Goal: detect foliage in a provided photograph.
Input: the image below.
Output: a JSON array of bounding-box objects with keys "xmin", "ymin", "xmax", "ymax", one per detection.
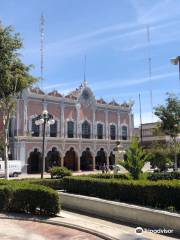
[
  {"xmin": 147, "ymin": 172, "xmax": 180, "ymax": 181},
  {"xmin": 19, "ymin": 178, "xmax": 64, "ymax": 190},
  {"xmin": 154, "ymin": 94, "xmax": 180, "ymax": 138},
  {"xmin": 63, "ymin": 176, "xmax": 180, "ymax": 211},
  {"xmin": 120, "ymin": 138, "xmax": 150, "ymax": 179},
  {"xmin": 86, "ymin": 173, "xmax": 130, "ymax": 180},
  {"xmin": 148, "ymin": 142, "xmax": 173, "ymax": 171},
  {"xmin": 0, "ymin": 22, "xmax": 37, "ymax": 177},
  {"xmin": 49, "ymin": 167, "xmax": 72, "ymax": 179},
  {"xmin": 154, "ymin": 94, "xmax": 180, "ymax": 170},
  {"xmin": 0, "ymin": 181, "xmax": 60, "ymax": 215}
]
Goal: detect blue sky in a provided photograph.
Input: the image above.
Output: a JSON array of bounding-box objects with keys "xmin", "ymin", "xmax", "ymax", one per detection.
[{"xmin": 0, "ymin": 0, "xmax": 180, "ymax": 126}]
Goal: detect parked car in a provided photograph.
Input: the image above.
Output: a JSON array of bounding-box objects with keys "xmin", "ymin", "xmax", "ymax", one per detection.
[{"xmin": 0, "ymin": 160, "xmax": 22, "ymax": 177}]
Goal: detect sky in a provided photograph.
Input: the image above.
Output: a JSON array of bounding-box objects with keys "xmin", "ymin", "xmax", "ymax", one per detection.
[{"xmin": 0, "ymin": 0, "xmax": 180, "ymax": 126}]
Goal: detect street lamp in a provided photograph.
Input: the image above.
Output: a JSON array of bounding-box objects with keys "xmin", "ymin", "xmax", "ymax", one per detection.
[
  {"xmin": 35, "ymin": 110, "xmax": 55, "ymax": 179},
  {"xmin": 170, "ymin": 56, "xmax": 180, "ymax": 87}
]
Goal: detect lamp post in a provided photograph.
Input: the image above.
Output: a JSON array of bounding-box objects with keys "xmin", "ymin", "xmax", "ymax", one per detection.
[
  {"xmin": 35, "ymin": 110, "xmax": 55, "ymax": 179},
  {"xmin": 170, "ymin": 56, "xmax": 180, "ymax": 88}
]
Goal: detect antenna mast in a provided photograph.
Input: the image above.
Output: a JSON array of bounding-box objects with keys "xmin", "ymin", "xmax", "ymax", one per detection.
[
  {"xmin": 139, "ymin": 93, "xmax": 143, "ymax": 144},
  {"xmin": 146, "ymin": 25, "xmax": 153, "ymax": 122},
  {"xmin": 40, "ymin": 14, "xmax": 45, "ymax": 88},
  {"xmin": 83, "ymin": 55, "xmax": 86, "ymax": 82}
]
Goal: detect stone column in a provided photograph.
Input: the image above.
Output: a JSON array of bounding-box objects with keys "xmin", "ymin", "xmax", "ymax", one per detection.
[
  {"xmin": 76, "ymin": 103, "xmax": 81, "ymax": 138},
  {"xmin": 60, "ymin": 103, "xmax": 64, "ymax": 138},
  {"xmin": 61, "ymin": 153, "xmax": 64, "ymax": 167},
  {"xmin": 106, "ymin": 154, "xmax": 110, "ymax": 169},
  {"xmin": 117, "ymin": 110, "xmax": 121, "ymax": 140},
  {"xmin": 128, "ymin": 112, "xmax": 132, "ymax": 140},
  {"xmin": 77, "ymin": 154, "xmax": 81, "ymax": 171},
  {"xmin": 92, "ymin": 154, "xmax": 96, "ymax": 170},
  {"xmin": 24, "ymin": 99, "xmax": 28, "ymax": 136},
  {"xmin": 92, "ymin": 107, "xmax": 96, "ymax": 139},
  {"xmin": 105, "ymin": 109, "xmax": 108, "ymax": 139}
]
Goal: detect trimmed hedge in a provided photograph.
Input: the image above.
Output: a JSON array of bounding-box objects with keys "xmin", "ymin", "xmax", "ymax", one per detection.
[
  {"xmin": 21, "ymin": 179, "xmax": 64, "ymax": 190},
  {"xmin": 147, "ymin": 172, "xmax": 180, "ymax": 181},
  {"xmin": 49, "ymin": 167, "xmax": 72, "ymax": 179},
  {"xmin": 63, "ymin": 176, "xmax": 180, "ymax": 211},
  {"xmin": 87, "ymin": 173, "xmax": 130, "ymax": 180},
  {"xmin": 0, "ymin": 181, "xmax": 60, "ymax": 216}
]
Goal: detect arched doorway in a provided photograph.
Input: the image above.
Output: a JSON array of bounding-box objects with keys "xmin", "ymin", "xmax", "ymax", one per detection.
[
  {"xmin": 109, "ymin": 151, "xmax": 115, "ymax": 170},
  {"xmin": 80, "ymin": 148, "xmax": 93, "ymax": 171},
  {"xmin": 64, "ymin": 147, "xmax": 78, "ymax": 171},
  {"xmin": 45, "ymin": 147, "xmax": 61, "ymax": 171},
  {"xmin": 95, "ymin": 148, "xmax": 107, "ymax": 170},
  {"xmin": 27, "ymin": 148, "xmax": 41, "ymax": 173}
]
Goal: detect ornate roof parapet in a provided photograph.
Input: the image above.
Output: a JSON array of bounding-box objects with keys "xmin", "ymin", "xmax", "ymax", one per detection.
[
  {"xmin": 30, "ymin": 87, "xmax": 45, "ymax": 95},
  {"xmin": 48, "ymin": 90, "xmax": 62, "ymax": 97},
  {"xmin": 97, "ymin": 98, "xmax": 107, "ymax": 104},
  {"xmin": 109, "ymin": 99, "xmax": 119, "ymax": 106}
]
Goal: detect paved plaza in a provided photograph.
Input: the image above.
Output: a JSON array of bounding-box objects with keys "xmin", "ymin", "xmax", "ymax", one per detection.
[
  {"xmin": 0, "ymin": 219, "xmax": 102, "ymax": 240},
  {"xmin": 0, "ymin": 210, "xmax": 178, "ymax": 240}
]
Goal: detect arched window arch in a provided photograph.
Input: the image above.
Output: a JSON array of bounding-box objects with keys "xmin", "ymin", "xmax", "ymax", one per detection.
[
  {"xmin": 82, "ymin": 120, "xmax": 91, "ymax": 139},
  {"xmin": 50, "ymin": 120, "xmax": 57, "ymax": 137},
  {"xmin": 97, "ymin": 123, "xmax": 103, "ymax": 139},
  {"xmin": 67, "ymin": 121, "xmax": 74, "ymax": 138},
  {"xmin": 31, "ymin": 117, "xmax": 40, "ymax": 137},
  {"xmin": 110, "ymin": 124, "xmax": 116, "ymax": 140},
  {"xmin": 122, "ymin": 125, "xmax": 128, "ymax": 140}
]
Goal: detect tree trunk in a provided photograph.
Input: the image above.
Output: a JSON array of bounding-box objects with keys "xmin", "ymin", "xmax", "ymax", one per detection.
[{"xmin": 4, "ymin": 128, "xmax": 9, "ymax": 179}]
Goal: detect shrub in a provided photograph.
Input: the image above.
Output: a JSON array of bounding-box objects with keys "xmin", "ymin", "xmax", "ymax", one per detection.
[
  {"xmin": 22, "ymin": 179, "xmax": 64, "ymax": 190},
  {"xmin": 120, "ymin": 138, "xmax": 150, "ymax": 179},
  {"xmin": 87, "ymin": 173, "xmax": 130, "ymax": 180},
  {"xmin": 49, "ymin": 167, "xmax": 72, "ymax": 179},
  {"xmin": 0, "ymin": 186, "xmax": 12, "ymax": 210},
  {"xmin": 147, "ymin": 172, "xmax": 180, "ymax": 181},
  {"xmin": 63, "ymin": 176, "xmax": 180, "ymax": 211},
  {"xmin": 0, "ymin": 181, "xmax": 60, "ymax": 216}
]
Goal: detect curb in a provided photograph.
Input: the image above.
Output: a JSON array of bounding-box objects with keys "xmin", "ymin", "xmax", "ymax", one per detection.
[{"xmin": 0, "ymin": 214, "xmax": 118, "ymax": 240}]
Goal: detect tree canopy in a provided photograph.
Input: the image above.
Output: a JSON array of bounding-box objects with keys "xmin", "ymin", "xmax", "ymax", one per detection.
[
  {"xmin": 0, "ymin": 23, "xmax": 37, "ymax": 99},
  {"xmin": 154, "ymin": 94, "xmax": 180, "ymax": 138},
  {"xmin": 0, "ymin": 21, "xmax": 37, "ymax": 178}
]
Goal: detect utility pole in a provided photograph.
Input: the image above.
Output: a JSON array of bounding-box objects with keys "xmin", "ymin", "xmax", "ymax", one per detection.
[{"xmin": 139, "ymin": 93, "xmax": 143, "ymax": 144}]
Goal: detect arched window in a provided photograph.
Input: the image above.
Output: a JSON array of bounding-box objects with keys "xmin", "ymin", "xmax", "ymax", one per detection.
[
  {"xmin": 122, "ymin": 126, "xmax": 128, "ymax": 140},
  {"xmin": 50, "ymin": 120, "xmax": 57, "ymax": 137},
  {"xmin": 32, "ymin": 117, "xmax": 40, "ymax": 137},
  {"xmin": 67, "ymin": 121, "xmax": 74, "ymax": 138},
  {"xmin": 82, "ymin": 120, "xmax": 91, "ymax": 139},
  {"xmin": 110, "ymin": 125, "xmax": 116, "ymax": 140},
  {"xmin": 97, "ymin": 123, "xmax": 103, "ymax": 139}
]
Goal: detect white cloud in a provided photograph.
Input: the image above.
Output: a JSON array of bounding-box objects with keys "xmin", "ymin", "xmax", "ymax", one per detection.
[{"xmin": 91, "ymin": 72, "xmax": 177, "ymax": 92}]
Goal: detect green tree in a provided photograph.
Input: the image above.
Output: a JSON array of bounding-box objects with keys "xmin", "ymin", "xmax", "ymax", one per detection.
[
  {"xmin": 148, "ymin": 143, "xmax": 173, "ymax": 172},
  {"xmin": 154, "ymin": 94, "xmax": 180, "ymax": 171},
  {"xmin": 0, "ymin": 22, "xmax": 37, "ymax": 178},
  {"xmin": 120, "ymin": 138, "xmax": 149, "ymax": 179}
]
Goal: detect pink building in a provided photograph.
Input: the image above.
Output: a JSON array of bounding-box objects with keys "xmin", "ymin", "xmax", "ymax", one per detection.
[{"xmin": 11, "ymin": 81, "xmax": 134, "ymax": 173}]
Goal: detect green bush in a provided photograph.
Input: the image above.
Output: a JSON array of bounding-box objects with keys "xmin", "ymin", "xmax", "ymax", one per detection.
[
  {"xmin": 0, "ymin": 181, "xmax": 60, "ymax": 216},
  {"xmin": 147, "ymin": 172, "xmax": 180, "ymax": 181},
  {"xmin": 0, "ymin": 186, "xmax": 12, "ymax": 210},
  {"xmin": 22, "ymin": 179, "xmax": 64, "ymax": 190},
  {"xmin": 87, "ymin": 173, "xmax": 130, "ymax": 180},
  {"xmin": 49, "ymin": 167, "xmax": 72, "ymax": 179},
  {"xmin": 63, "ymin": 176, "xmax": 180, "ymax": 211}
]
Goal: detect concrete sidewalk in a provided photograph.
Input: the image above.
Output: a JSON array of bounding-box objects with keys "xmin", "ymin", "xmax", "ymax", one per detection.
[{"xmin": 0, "ymin": 210, "xmax": 178, "ymax": 240}]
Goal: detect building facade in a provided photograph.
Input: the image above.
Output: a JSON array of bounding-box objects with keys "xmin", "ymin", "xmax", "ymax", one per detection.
[
  {"xmin": 134, "ymin": 122, "xmax": 180, "ymax": 147},
  {"xmin": 10, "ymin": 81, "xmax": 134, "ymax": 173}
]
